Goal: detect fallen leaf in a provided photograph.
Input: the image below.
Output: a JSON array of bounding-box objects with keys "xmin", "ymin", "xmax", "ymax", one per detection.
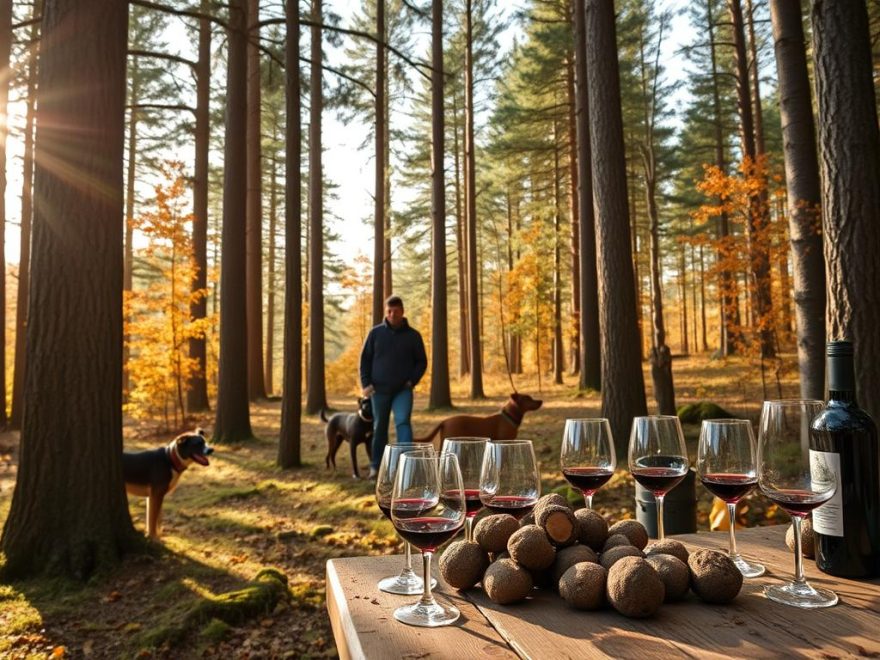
[
  {"xmin": 52, "ymin": 647, "xmax": 66, "ymax": 658},
  {"xmin": 82, "ymin": 640, "xmax": 95, "ymax": 656}
]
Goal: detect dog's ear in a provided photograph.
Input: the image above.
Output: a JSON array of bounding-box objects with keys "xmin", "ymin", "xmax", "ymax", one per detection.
[{"xmin": 195, "ymin": 427, "xmax": 207, "ymax": 437}]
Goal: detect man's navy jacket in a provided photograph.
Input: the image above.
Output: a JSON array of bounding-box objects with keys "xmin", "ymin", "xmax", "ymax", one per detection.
[{"xmin": 359, "ymin": 318, "xmax": 428, "ymax": 395}]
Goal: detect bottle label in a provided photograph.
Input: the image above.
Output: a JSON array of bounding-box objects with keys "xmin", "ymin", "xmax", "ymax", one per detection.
[{"xmin": 810, "ymin": 450, "xmax": 843, "ymax": 537}]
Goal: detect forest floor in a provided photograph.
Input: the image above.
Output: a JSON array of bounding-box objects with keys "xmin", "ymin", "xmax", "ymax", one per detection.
[{"xmin": 0, "ymin": 352, "xmax": 800, "ymax": 659}]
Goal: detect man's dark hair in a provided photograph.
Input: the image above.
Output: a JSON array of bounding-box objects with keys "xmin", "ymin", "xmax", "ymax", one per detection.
[{"xmin": 385, "ymin": 295, "xmax": 404, "ymax": 308}]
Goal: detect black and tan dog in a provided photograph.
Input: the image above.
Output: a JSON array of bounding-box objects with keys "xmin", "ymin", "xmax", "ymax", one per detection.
[
  {"xmin": 322, "ymin": 397, "xmax": 374, "ymax": 479},
  {"xmin": 123, "ymin": 429, "xmax": 214, "ymax": 539}
]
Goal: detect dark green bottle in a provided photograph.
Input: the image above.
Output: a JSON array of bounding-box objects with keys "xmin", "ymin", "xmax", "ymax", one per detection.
[{"xmin": 809, "ymin": 340, "xmax": 880, "ymax": 578}]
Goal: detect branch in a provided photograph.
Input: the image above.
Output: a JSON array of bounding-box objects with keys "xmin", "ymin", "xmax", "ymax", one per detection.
[
  {"xmin": 129, "ymin": 49, "xmax": 197, "ymax": 69},
  {"xmin": 13, "ymin": 17, "xmax": 40, "ymax": 30},
  {"xmin": 130, "ymin": 103, "xmax": 196, "ymax": 116},
  {"xmin": 131, "ymin": 0, "xmax": 227, "ymax": 28}
]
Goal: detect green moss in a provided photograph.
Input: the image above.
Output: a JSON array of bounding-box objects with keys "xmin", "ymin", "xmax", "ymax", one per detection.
[
  {"xmin": 200, "ymin": 618, "xmax": 231, "ymax": 643},
  {"xmin": 677, "ymin": 401, "xmax": 734, "ymax": 424}
]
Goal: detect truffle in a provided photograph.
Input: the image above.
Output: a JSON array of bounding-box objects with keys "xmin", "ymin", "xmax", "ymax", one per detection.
[
  {"xmin": 601, "ymin": 533, "xmax": 633, "ymax": 553},
  {"xmin": 645, "ymin": 539, "xmax": 690, "ymax": 564},
  {"xmin": 559, "ymin": 562, "xmax": 607, "ymax": 610},
  {"xmin": 608, "ymin": 520, "xmax": 649, "ymax": 550},
  {"xmin": 599, "ymin": 545, "xmax": 644, "ymax": 571},
  {"xmin": 532, "ymin": 493, "xmax": 570, "ymax": 521},
  {"xmin": 785, "ymin": 518, "xmax": 815, "ymax": 559},
  {"xmin": 439, "ymin": 541, "xmax": 490, "ymax": 591},
  {"xmin": 483, "ymin": 558, "xmax": 533, "ymax": 604},
  {"xmin": 646, "ymin": 554, "xmax": 690, "ymax": 602},
  {"xmin": 536, "ymin": 504, "xmax": 578, "ymax": 547},
  {"xmin": 606, "ymin": 556, "xmax": 665, "ymax": 618},
  {"xmin": 508, "ymin": 525, "xmax": 556, "ymax": 571},
  {"xmin": 688, "ymin": 549, "xmax": 743, "ymax": 604},
  {"xmin": 552, "ymin": 544, "xmax": 599, "ymax": 584},
  {"xmin": 520, "ymin": 511, "xmax": 536, "ymax": 527},
  {"xmin": 474, "ymin": 514, "xmax": 520, "ymax": 554},
  {"xmin": 574, "ymin": 508, "xmax": 609, "ymax": 551}
]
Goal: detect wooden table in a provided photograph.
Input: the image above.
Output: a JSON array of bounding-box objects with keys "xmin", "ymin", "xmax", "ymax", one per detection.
[{"xmin": 326, "ymin": 526, "xmax": 880, "ymax": 659}]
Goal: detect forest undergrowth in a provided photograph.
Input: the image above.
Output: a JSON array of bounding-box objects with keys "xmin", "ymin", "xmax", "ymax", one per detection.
[{"xmin": 0, "ymin": 353, "xmax": 799, "ymax": 658}]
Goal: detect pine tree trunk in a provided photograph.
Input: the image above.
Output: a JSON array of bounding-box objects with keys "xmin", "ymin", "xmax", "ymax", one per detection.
[
  {"xmin": 383, "ymin": 67, "xmax": 392, "ymax": 298},
  {"xmin": 700, "ymin": 243, "xmax": 709, "ymax": 351},
  {"xmin": 0, "ymin": 0, "xmax": 8, "ymax": 428},
  {"xmin": 265, "ymin": 154, "xmax": 277, "ymax": 395},
  {"xmin": 429, "ymin": 0, "xmax": 451, "ymax": 409},
  {"xmin": 187, "ymin": 3, "xmax": 211, "ymax": 413},
  {"xmin": 0, "ymin": 0, "xmax": 139, "ymax": 580},
  {"xmin": 770, "ymin": 0, "xmax": 825, "ymax": 401},
  {"xmin": 453, "ymin": 92, "xmax": 469, "ymax": 377},
  {"xmin": 373, "ymin": 0, "xmax": 385, "ymax": 326},
  {"xmin": 553, "ymin": 120, "xmax": 564, "ymax": 384},
  {"xmin": 585, "ymin": 0, "xmax": 647, "ymax": 453},
  {"xmin": 279, "ymin": 0, "xmax": 302, "ymax": 468},
  {"xmin": 214, "ymin": 0, "xmax": 254, "ymax": 442},
  {"xmin": 573, "ymin": 0, "xmax": 601, "ymax": 391},
  {"xmin": 123, "ymin": 60, "xmax": 138, "ymax": 405},
  {"xmin": 305, "ymin": 0, "xmax": 327, "ymax": 415},
  {"xmin": 811, "ymin": 0, "xmax": 880, "ymax": 420},
  {"xmin": 566, "ymin": 52, "xmax": 580, "ymax": 376},
  {"xmin": 246, "ymin": 0, "xmax": 266, "ymax": 401}
]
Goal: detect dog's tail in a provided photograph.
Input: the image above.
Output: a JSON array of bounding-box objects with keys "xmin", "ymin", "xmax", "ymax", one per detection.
[
  {"xmin": 413, "ymin": 421, "xmax": 444, "ymax": 444},
  {"xmin": 320, "ymin": 407, "xmax": 330, "ymax": 423}
]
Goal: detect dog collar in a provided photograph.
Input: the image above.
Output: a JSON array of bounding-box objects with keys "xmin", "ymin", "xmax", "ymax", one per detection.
[
  {"xmin": 166, "ymin": 444, "xmax": 188, "ymax": 473},
  {"xmin": 501, "ymin": 408, "xmax": 523, "ymax": 427},
  {"xmin": 358, "ymin": 410, "xmax": 374, "ymax": 423}
]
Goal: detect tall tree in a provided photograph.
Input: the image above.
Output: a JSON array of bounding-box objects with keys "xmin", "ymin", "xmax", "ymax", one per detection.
[
  {"xmin": 279, "ymin": 0, "xmax": 302, "ymax": 468},
  {"xmin": 769, "ymin": 0, "xmax": 825, "ymax": 400},
  {"xmin": 0, "ymin": 0, "xmax": 138, "ymax": 579},
  {"xmin": 0, "ymin": 0, "xmax": 10, "ymax": 429},
  {"xmin": 214, "ymin": 0, "xmax": 254, "ymax": 442},
  {"xmin": 429, "ymin": 0, "xmax": 452, "ymax": 409},
  {"xmin": 585, "ymin": 0, "xmax": 647, "ymax": 452},
  {"xmin": 573, "ymin": 0, "xmax": 601, "ymax": 391},
  {"xmin": 373, "ymin": 0, "xmax": 386, "ymax": 325},
  {"xmin": 305, "ymin": 0, "xmax": 327, "ymax": 415},
  {"xmin": 811, "ymin": 0, "xmax": 880, "ymax": 420}
]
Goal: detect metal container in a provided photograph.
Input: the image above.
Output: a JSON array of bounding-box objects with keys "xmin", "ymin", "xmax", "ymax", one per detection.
[{"xmin": 635, "ymin": 468, "xmax": 697, "ymax": 538}]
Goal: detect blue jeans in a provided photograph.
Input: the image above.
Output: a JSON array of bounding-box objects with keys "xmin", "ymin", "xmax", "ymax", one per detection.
[{"xmin": 370, "ymin": 388, "xmax": 413, "ymax": 469}]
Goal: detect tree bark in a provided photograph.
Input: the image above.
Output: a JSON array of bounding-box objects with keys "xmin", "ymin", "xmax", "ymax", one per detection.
[
  {"xmin": 770, "ymin": 0, "xmax": 825, "ymax": 401},
  {"xmin": 573, "ymin": 0, "xmax": 601, "ymax": 392},
  {"xmin": 453, "ymin": 90, "xmax": 469, "ymax": 378},
  {"xmin": 214, "ymin": 0, "xmax": 254, "ymax": 442},
  {"xmin": 0, "ymin": 0, "xmax": 138, "ymax": 579},
  {"xmin": 811, "ymin": 0, "xmax": 880, "ymax": 420},
  {"xmin": 373, "ymin": 0, "xmax": 385, "ymax": 325},
  {"xmin": 585, "ymin": 0, "xmax": 647, "ymax": 453},
  {"xmin": 123, "ymin": 59, "xmax": 138, "ymax": 405},
  {"xmin": 429, "ymin": 0, "xmax": 451, "ymax": 409},
  {"xmin": 305, "ymin": 0, "xmax": 327, "ymax": 415},
  {"xmin": 187, "ymin": 1, "xmax": 211, "ymax": 413},
  {"xmin": 265, "ymin": 153, "xmax": 277, "ymax": 395},
  {"xmin": 552, "ymin": 120, "xmax": 564, "ymax": 384},
  {"xmin": 566, "ymin": 52, "xmax": 580, "ymax": 376},
  {"xmin": 279, "ymin": 0, "xmax": 302, "ymax": 468},
  {"xmin": 0, "ymin": 0, "xmax": 8, "ymax": 428}
]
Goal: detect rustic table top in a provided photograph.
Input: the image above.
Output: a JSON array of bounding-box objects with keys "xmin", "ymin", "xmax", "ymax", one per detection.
[{"xmin": 325, "ymin": 525, "xmax": 880, "ymax": 659}]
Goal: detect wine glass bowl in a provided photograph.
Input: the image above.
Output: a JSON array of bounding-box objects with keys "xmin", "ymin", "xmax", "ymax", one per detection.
[
  {"xmin": 479, "ymin": 439, "xmax": 541, "ymax": 520},
  {"xmin": 440, "ymin": 437, "xmax": 489, "ymax": 541},
  {"xmin": 560, "ymin": 418, "xmax": 616, "ymax": 509},
  {"xmin": 696, "ymin": 419, "xmax": 765, "ymax": 577},
  {"xmin": 758, "ymin": 400, "xmax": 838, "ymax": 608},
  {"xmin": 391, "ymin": 452, "xmax": 465, "ymax": 627},
  {"xmin": 628, "ymin": 415, "xmax": 689, "ymax": 540}
]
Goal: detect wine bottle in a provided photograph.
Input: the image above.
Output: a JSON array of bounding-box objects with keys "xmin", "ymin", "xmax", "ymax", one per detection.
[{"xmin": 809, "ymin": 340, "xmax": 880, "ymax": 578}]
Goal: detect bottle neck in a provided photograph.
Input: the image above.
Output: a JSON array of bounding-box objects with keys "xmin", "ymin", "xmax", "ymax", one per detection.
[{"xmin": 827, "ymin": 353, "xmax": 857, "ymax": 404}]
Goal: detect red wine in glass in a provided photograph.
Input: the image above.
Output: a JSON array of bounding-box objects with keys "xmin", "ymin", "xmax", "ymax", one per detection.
[
  {"xmin": 767, "ymin": 488, "xmax": 835, "ymax": 517},
  {"xmin": 464, "ymin": 489, "xmax": 483, "ymax": 517},
  {"xmin": 394, "ymin": 517, "xmax": 464, "ymax": 552},
  {"xmin": 631, "ymin": 462, "xmax": 688, "ymax": 495},
  {"xmin": 378, "ymin": 500, "xmax": 391, "ymax": 520},
  {"xmin": 482, "ymin": 495, "xmax": 537, "ymax": 519},
  {"xmin": 700, "ymin": 473, "xmax": 757, "ymax": 504},
  {"xmin": 562, "ymin": 467, "xmax": 614, "ymax": 494}
]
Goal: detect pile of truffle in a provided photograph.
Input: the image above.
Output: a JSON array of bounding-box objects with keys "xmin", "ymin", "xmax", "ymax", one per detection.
[{"xmin": 438, "ymin": 493, "xmax": 743, "ymax": 618}]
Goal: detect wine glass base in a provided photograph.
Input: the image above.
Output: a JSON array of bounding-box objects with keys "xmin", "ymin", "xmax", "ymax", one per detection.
[
  {"xmin": 764, "ymin": 581, "xmax": 838, "ymax": 609},
  {"xmin": 378, "ymin": 570, "xmax": 436, "ymax": 595},
  {"xmin": 394, "ymin": 600, "xmax": 460, "ymax": 627},
  {"xmin": 732, "ymin": 555, "xmax": 766, "ymax": 578}
]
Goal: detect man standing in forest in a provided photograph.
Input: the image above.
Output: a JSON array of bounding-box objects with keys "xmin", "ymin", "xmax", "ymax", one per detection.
[{"xmin": 360, "ymin": 296, "xmax": 428, "ymax": 478}]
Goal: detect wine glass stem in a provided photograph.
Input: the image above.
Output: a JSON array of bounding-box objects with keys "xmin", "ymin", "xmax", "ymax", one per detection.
[
  {"xmin": 465, "ymin": 517, "xmax": 474, "ymax": 542},
  {"xmin": 584, "ymin": 493, "xmax": 593, "ymax": 510},
  {"xmin": 792, "ymin": 516, "xmax": 806, "ymax": 585},
  {"xmin": 656, "ymin": 494, "xmax": 666, "ymax": 540},
  {"xmin": 418, "ymin": 551, "xmax": 437, "ymax": 608},
  {"xmin": 727, "ymin": 502, "xmax": 739, "ymax": 557},
  {"xmin": 405, "ymin": 542, "xmax": 413, "ymax": 571}
]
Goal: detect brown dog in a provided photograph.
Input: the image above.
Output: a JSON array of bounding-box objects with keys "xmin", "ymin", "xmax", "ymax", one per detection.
[{"xmin": 414, "ymin": 393, "xmax": 543, "ymax": 447}]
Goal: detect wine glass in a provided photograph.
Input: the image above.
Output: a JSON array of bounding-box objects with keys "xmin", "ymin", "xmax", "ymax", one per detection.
[
  {"xmin": 628, "ymin": 415, "xmax": 689, "ymax": 540},
  {"xmin": 696, "ymin": 419, "xmax": 765, "ymax": 578},
  {"xmin": 560, "ymin": 418, "xmax": 616, "ymax": 509},
  {"xmin": 758, "ymin": 400, "xmax": 838, "ymax": 608},
  {"xmin": 391, "ymin": 452, "xmax": 466, "ymax": 627},
  {"xmin": 479, "ymin": 439, "xmax": 541, "ymax": 520},
  {"xmin": 441, "ymin": 437, "xmax": 489, "ymax": 541},
  {"xmin": 375, "ymin": 443, "xmax": 437, "ymax": 595}
]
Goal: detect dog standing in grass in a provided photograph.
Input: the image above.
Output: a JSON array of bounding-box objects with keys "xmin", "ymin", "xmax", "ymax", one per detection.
[
  {"xmin": 322, "ymin": 397, "xmax": 374, "ymax": 479},
  {"xmin": 123, "ymin": 429, "xmax": 214, "ymax": 539}
]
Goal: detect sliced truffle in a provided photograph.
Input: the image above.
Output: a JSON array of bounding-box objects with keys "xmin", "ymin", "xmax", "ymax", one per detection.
[
  {"xmin": 606, "ymin": 556, "xmax": 665, "ymax": 618},
  {"xmin": 608, "ymin": 520, "xmax": 649, "ymax": 551},
  {"xmin": 599, "ymin": 545, "xmax": 644, "ymax": 571},
  {"xmin": 483, "ymin": 558, "xmax": 533, "ymax": 604},
  {"xmin": 574, "ymin": 508, "xmax": 609, "ymax": 551},
  {"xmin": 439, "ymin": 541, "xmax": 490, "ymax": 591},
  {"xmin": 508, "ymin": 524, "xmax": 556, "ymax": 571},
  {"xmin": 645, "ymin": 539, "xmax": 690, "ymax": 564},
  {"xmin": 559, "ymin": 562, "xmax": 607, "ymax": 610},
  {"xmin": 552, "ymin": 544, "xmax": 599, "ymax": 585},
  {"xmin": 474, "ymin": 514, "xmax": 520, "ymax": 554},
  {"xmin": 536, "ymin": 504, "xmax": 578, "ymax": 547},
  {"xmin": 532, "ymin": 493, "xmax": 570, "ymax": 521},
  {"xmin": 785, "ymin": 518, "xmax": 815, "ymax": 559},
  {"xmin": 688, "ymin": 549, "xmax": 743, "ymax": 604},
  {"xmin": 601, "ymin": 533, "xmax": 633, "ymax": 553},
  {"xmin": 645, "ymin": 554, "xmax": 690, "ymax": 602}
]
